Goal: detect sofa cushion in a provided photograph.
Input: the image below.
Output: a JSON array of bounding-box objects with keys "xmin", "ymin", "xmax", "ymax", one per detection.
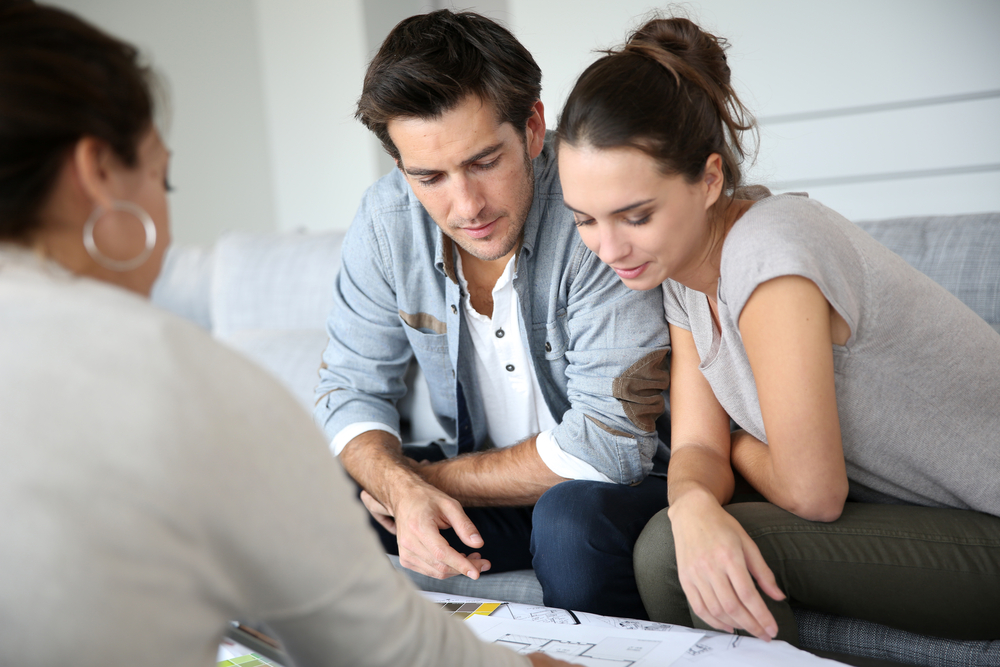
[
  {"xmin": 211, "ymin": 230, "xmax": 344, "ymax": 338},
  {"xmin": 388, "ymin": 556, "xmax": 543, "ymax": 605},
  {"xmin": 796, "ymin": 608, "xmax": 1000, "ymax": 667},
  {"xmin": 856, "ymin": 213, "xmax": 1000, "ymax": 332},
  {"xmin": 222, "ymin": 329, "xmax": 329, "ymax": 411},
  {"xmin": 150, "ymin": 244, "xmax": 214, "ymax": 330}
]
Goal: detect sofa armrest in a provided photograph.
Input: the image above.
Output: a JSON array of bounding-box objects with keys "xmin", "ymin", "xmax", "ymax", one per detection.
[{"xmin": 151, "ymin": 244, "xmax": 214, "ymax": 330}]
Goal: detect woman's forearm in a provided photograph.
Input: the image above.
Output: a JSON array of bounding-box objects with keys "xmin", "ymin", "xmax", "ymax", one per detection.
[
  {"xmin": 730, "ymin": 429, "xmax": 845, "ymax": 522},
  {"xmin": 667, "ymin": 443, "xmax": 736, "ymax": 508}
]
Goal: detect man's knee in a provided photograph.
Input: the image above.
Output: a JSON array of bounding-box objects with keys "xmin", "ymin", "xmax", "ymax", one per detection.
[
  {"xmin": 533, "ymin": 480, "xmax": 662, "ymax": 551},
  {"xmin": 534, "ymin": 481, "xmax": 620, "ymax": 529}
]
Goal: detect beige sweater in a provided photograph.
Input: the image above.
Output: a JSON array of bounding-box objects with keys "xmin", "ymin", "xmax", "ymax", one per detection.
[{"xmin": 0, "ymin": 247, "xmax": 527, "ymax": 667}]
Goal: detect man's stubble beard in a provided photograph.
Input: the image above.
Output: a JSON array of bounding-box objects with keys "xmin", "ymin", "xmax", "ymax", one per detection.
[{"xmin": 450, "ymin": 142, "xmax": 535, "ymax": 262}]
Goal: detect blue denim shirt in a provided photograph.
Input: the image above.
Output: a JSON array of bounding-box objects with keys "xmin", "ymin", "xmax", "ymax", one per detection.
[{"xmin": 314, "ymin": 134, "xmax": 670, "ymax": 484}]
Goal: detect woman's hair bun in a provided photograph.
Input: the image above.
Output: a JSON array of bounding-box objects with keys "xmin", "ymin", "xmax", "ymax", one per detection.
[
  {"xmin": 624, "ymin": 17, "xmax": 732, "ymax": 90},
  {"xmin": 556, "ymin": 14, "xmax": 755, "ymax": 205}
]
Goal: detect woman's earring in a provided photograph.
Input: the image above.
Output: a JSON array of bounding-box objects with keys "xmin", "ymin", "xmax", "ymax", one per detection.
[{"xmin": 83, "ymin": 200, "xmax": 157, "ymax": 271}]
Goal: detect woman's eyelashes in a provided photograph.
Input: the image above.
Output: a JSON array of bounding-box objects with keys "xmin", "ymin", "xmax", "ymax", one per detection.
[{"xmin": 572, "ymin": 213, "xmax": 651, "ymax": 227}]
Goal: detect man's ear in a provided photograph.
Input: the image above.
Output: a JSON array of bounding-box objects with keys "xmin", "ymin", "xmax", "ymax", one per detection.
[
  {"xmin": 524, "ymin": 100, "xmax": 546, "ymax": 160},
  {"xmin": 702, "ymin": 153, "xmax": 724, "ymax": 211},
  {"xmin": 71, "ymin": 137, "xmax": 119, "ymax": 210}
]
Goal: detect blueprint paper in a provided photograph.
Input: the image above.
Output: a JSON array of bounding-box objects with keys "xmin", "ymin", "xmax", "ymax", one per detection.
[
  {"xmin": 422, "ymin": 592, "xmax": 847, "ymax": 666},
  {"xmin": 465, "ymin": 615, "xmax": 703, "ymax": 666},
  {"xmin": 673, "ymin": 633, "xmax": 847, "ymax": 666}
]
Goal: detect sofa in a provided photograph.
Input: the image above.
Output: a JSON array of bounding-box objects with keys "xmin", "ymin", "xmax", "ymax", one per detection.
[{"xmin": 151, "ymin": 211, "xmax": 1000, "ymax": 667}]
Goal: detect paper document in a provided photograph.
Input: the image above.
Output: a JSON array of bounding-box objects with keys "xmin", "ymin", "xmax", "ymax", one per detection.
[
  {"xmin": 465, "ymin": 615, "xmax": 703, "ymax": 667},
  {"xmin": 421, "ymin": 592, "xmax": 848, "ymax": 666}
]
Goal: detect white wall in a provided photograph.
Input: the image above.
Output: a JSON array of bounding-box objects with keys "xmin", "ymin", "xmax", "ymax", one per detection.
[
  {"xmin": 253, "ymin": 0, "xmax": 377, "ymax": 234},
  {"xmin": 509, "ymin": 0, "xmax": 1000, "ymax": 220},
  {"xmin": 49, "ymin": 0, "xmax": 277, "ymax": 245},
  {"xmin": 53, "ymin": 0, "xmax": 1000, "ymax": 245}
]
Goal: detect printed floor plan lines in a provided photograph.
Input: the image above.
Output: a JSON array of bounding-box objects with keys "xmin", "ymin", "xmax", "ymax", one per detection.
[{"xmin": 495, "ymin": 634, "xmax": 661, "ymax": 666}]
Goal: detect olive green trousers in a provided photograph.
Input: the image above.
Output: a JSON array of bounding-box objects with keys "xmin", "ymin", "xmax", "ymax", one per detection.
[{"xmin": 634, "ymin": 502, "xmax": 1000, "ymax": 644}]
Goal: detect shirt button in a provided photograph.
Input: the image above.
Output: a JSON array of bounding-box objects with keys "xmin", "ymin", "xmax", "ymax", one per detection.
[
  {"xmin": 495, "ymin": 328, "xmax": 505, "ymax": 338},
  {"xmin": 545, "ymin": 341, "xmax": 552, "ymax": 352},
  {"xmin": 505, "ymin": 364, "xmax": 515, "ymax": 372},
  {"xmin": 451, "ymin": 304, "xmax": 457, "ymax": 314}
]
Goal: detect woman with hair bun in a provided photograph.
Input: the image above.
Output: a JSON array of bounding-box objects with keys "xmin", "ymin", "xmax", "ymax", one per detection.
[
  {"xmin": 0, "ymin": 4, "xmax": 568, "ymax": 666},
  {"xmin": 557, "ymin": 16, "xmax": 1000, "ymax": 644}
]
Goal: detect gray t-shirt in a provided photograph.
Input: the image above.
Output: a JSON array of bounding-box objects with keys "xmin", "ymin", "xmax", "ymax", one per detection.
[{"xmin": 662, "ymin": 192, "xmax": 1000, "ymax": 515}]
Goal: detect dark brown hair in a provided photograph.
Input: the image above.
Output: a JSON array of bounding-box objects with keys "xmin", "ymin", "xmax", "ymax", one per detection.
[
  {"xmin": 557, "ymin": 17, "xmax": 755, "ymax": 207},
  {"xmin": 0, "ymin": 1, "xmax": 154, "ymax": 242},
  {"xmin": 356, "ymin": 9, "xmax": 541, "ymax": 163}
]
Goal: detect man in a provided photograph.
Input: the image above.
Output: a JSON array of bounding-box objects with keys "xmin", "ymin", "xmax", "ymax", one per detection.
[{"xmin": 314, "ymin": 10, "xmax": 670, "ymax": 619}]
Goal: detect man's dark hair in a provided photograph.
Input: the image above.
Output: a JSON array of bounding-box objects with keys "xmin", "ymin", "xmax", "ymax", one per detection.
[{"xmin": 356, "ymin": 10, "xmax": 542, "ymax": 163}]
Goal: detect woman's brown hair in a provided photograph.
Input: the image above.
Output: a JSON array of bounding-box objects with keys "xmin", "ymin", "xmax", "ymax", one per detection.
[
  {"xmin": 0, "ymin": 1, "xmax": 154, "ymax": 242},
  {"xmin": 557, "ymin": 17, "xmax": 755, "ymax": 212}
]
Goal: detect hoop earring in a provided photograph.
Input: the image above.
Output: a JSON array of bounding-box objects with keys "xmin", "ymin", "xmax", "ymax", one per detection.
[{"xmin": 83, "ymin": 200, "xmax": 157, "ymax": 272}]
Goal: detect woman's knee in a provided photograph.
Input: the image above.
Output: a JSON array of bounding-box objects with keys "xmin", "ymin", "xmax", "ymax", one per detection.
[{"xmin": 633, "ymin": 508, "xmax": 690, "ymax": 625}]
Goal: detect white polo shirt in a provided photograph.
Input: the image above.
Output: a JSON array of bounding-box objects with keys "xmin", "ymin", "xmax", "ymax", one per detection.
[{"xmin": 455, "ymin": 254, "xmax": 611, "ymax": 482}]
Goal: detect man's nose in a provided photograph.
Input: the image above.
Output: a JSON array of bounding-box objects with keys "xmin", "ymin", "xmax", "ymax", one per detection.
[{"xmin": 452, "ymin": 175, "xmax": 486, "ymax": 221}]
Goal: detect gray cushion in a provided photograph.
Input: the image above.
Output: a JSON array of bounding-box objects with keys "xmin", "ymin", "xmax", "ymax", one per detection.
[
  {"xmin": 211, "ymin": 230, "xmax": 344, "ymax": 337},
  {"xmin": 796, "ymin": 609, "xmax": 1000, "ymax": 667},
  {"xmin": 856, "ymin": 213, "xmax": 1000, "ymax": 331},
  {"xmin": 388, "ymin": 556, "xmax": 543, "ymax": 605},
  {"xmin": 222, "ymin": 329, "xmax": 329, "ymax": 411},
  {"xmin": 150, "ymin": 244, "xmax": 214, "ymax": 330}
]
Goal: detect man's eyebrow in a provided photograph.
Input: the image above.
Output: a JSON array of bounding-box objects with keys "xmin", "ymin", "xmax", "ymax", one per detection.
[
  {"xmin": 461, "ymin": 143, "xmax": 503, "ymax": 167},
  {"xmin": 403, "ymin": 142, "xmax": 504, "ymax": 177},
  {"xmin": 563, "ymin": 198, "xmax": 655, "ymax": 216}
]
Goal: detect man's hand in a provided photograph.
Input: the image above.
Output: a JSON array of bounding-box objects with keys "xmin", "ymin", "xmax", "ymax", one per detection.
[
  {"xmin": 360, "ymin": 489, "xmax": 397, "ymax": 534},
  {"xmin": 377, "ymin": 481, "xmax": 493, "ymax": 580},
  {"xmin": 342, "ymin": 431, "xmax": 491, "ymax": 579}
]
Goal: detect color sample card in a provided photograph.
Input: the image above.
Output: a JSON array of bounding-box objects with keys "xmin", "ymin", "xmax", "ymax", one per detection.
[
  {"xmin": 436, "ymin": 600, "xmax": 502, "ymax": 620},
  {"xmin": 217, "ymin": 651, "xmax": 283, "ymax": 666}
]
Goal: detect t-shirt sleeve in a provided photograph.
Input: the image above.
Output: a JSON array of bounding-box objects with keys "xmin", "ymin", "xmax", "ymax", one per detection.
[
  {"xmin": 719, "ymin": 196, "xmax": 865, "ymax": 337},
  {"xmin": 661, "ymin": 279, "xmax": 693, "ymax": 331}
]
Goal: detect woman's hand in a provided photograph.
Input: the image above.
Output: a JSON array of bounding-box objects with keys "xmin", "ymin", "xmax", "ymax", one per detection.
[{"xmin": 668, "ymin": 489, "xmax": 785, "ymax": 641}]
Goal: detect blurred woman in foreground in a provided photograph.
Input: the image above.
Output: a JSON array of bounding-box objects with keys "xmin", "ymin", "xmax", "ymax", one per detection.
[
  {"xmin": 556, "ymin": 15, "xmax": 1000, "ymax": 645},
  {"xmin": 0, "ymin": 3, "xmax": 567, "ymax": 666}
]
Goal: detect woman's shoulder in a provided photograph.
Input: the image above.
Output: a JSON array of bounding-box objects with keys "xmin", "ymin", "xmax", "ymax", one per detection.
[
  {"xmin": 729, "ymin": 190, "xmax": 842, "ymax": 235},
  {"xmin": 723, "ymin": 191, "xmax": 859, "ymax": 267},
  {"xmin": 718, "ymin": 191, "xmax": 870, "ymax": 316}
]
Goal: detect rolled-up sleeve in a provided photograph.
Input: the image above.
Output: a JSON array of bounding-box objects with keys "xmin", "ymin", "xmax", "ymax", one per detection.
[{"xmin": 547, "ymin": 247, "xmax": 671, "ymax": 484}]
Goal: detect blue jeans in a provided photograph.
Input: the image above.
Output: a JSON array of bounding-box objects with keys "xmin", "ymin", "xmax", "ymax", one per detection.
[{"xmin": 368, "ymin": 444, "xmax": 669, "ymax": 619}]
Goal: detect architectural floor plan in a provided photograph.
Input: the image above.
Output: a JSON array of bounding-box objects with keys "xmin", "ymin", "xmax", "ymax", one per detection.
[{"xmin": 495, "ymin": 634, "xmax": 661, "ymax": 666}]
